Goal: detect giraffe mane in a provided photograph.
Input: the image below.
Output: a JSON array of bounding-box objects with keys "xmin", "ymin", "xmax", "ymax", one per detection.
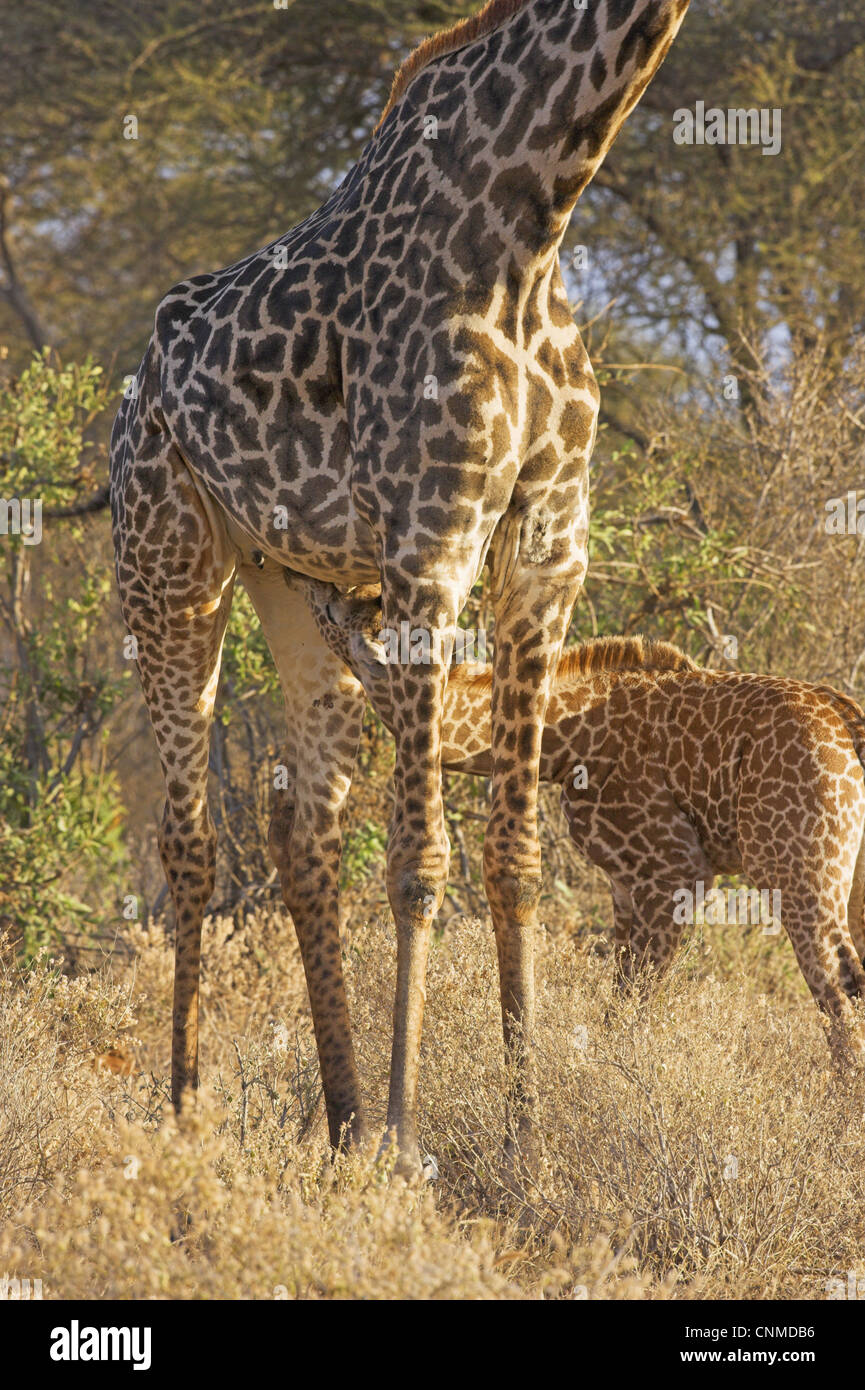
[
  {"xmin": 375, "ymin": 0, "xmax": 532, "ymax": 132},
  {"xmin": 557, "ymin": 635, "xmax": 699, "ymax": 678},
  {"xmin": 450, "ymin": 635, "xmax": 698, "ymax": 694}
]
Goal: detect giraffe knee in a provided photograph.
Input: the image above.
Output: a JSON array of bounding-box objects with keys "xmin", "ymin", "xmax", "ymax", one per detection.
[
  {"xmin": 277, "ymin": 826, "xmax": 341, "ymax": 928},
  {"xmin": 385, "ymin": 812, "xmax": 450, "ymax": 930},
  {"xmin": 483, "ymin": 841, "xmax": 542, "ymax": 928},
  {"xmin": 388, "ymin": 867, "xmax": 448, "ymax": 932},
  {"xmin": 267, "ymin": 792, "xmax": 297, "ymax": 878},
  {"xmin": 487, "ymin": 871, "xmax": 542, "ymax": 925},
  {"xmin": 158, "ymin": 806, "xmax": 217, "ymax": 905}
]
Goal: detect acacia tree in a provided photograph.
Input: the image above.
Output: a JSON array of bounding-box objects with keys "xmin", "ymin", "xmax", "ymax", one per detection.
[{"xmin": 566, "ymin": 0, "xmax": 864, "ymax": 433}]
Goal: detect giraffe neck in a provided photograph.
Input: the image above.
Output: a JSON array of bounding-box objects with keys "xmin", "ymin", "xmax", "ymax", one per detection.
[
  {"xmin": 530, "ymin": 0, "xmax": 690, "ymax": 229},
  {"xmin": 337, "ymin": 625, "xmax": 695, "ymax": 785},
  {"xmin": 438, "ymin": 660, "xmax": 651, "ymax": 781},
  {"xmin": 387, "ymin": 0, "xmax": 690, "ymax": 264},
  {"xmin": 301, "ymin": 583, "xmax": 698, "ymax": 782}
]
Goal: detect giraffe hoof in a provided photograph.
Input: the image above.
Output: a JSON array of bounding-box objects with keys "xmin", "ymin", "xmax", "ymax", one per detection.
[
  {"xmin": 377, "ymin": 1131, "xmax": 425, "ymax": 1182},
  {"xmin": 334, "ymin": 1113, "xmax": 371, "ymax": 1154},
  {"xmin": 392, "ymin": 1152, "xmax": 425, "ymax": 1183}
]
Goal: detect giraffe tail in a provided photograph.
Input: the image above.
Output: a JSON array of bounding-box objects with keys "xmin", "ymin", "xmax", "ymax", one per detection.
[
  {"xmin": 813, "ymin": 684, "xmax": 865, "ymax": 961},
  {"xmin": 812, "ymin": 685, "xmax": 865, "ymax": 775},
  {"xmin": 850, "ymin": 831, "xmax": 865, "ymax": 965}
]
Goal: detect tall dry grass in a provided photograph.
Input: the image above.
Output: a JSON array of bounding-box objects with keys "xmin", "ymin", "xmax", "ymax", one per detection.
[{"xmin": 1, "ymin": 903, "xmax": 863, "ymax": 1300}]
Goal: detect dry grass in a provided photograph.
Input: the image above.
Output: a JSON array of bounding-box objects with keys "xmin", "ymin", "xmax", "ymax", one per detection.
[{"xmin": 1, "ymin": 905, "xmax": 863, "ymax": 1300}]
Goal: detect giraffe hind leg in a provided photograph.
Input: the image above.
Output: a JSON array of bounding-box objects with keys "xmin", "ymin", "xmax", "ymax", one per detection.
[
  {"xmin": 562, "ymin": 775, "xmax": 711, "ymax": 990},
  {"xmin": 848, "ymin": 827, "xmax": 865, "ymax": 965},
  {"xmin": 742, "ymin": 851, "xmax": 865, "ymax": 1066},
  {"xmin": 111, "ymin": 431, "xmax": 237, "ymax": 1108},
  {"xmin": 780, "ymin": 891, "xmax": 865, "ymax": 1067},
  {"xmin": 240, "ymin": 560, "xmax": 369, "ymax": 1150},
  {"xmin": 739, "ymin": 785, "xmax": 865, "ymax": 1065}
]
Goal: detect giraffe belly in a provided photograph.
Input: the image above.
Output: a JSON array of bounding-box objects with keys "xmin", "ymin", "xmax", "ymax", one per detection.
[
  {"xmin": 153, "ymin": 277, "xmax": 381, "ymax": 583},
  {"xmin": 687, "ymin": 804, "xmax": 742, "ymax": 877},
  {"xmin": 170, "ymin": 417, "xmax": 381, "ymax": 585}
]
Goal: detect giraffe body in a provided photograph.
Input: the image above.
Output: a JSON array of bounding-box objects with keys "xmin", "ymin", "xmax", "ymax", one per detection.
[
  {"xmin": 305, "ymin": 578, "xmax": 865, "ymax": 1063},
  {"xmin": 109, "ymin": 0, "xmax": 690, "ymax": 1166}
]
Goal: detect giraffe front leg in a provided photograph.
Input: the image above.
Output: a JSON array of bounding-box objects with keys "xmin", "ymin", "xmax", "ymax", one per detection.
[
  {"xmin": 377, "ymin": 575, "xmax": 457, "ymax": 1177},
  {"xmin": 623, "ymin": 811, "xmax": 715, "ymax": 988},
  {"xmin": 564, "ymin": 770, "xmax": 712, "ymax": 996},
  {"xmin": 610, "ymin": 880, "xmax": 635, "ymax": 986},
  {"xmin": 625, "ymin": 884, "xmax": 694, "ymax": 983}
]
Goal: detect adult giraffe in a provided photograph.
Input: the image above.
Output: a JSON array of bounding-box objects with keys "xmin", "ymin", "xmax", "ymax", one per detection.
[{"xmin": 110, "ymin": 0, "xmax": 690, "ymax": 1174}]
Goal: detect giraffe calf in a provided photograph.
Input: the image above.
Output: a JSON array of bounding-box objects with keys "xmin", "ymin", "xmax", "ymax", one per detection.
[{"xmin": 299, "ymin": 576, "xmax": 865, "ymax": 1066}]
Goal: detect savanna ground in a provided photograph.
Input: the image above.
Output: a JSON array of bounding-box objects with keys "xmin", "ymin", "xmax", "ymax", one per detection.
[
  {"xmin": 1, "ymin": 1, "xmax": 864, "ymax": 1300},
  {"xmin": 2, "ymin": 901, "xmax": 864, "ymax": 1299}
]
